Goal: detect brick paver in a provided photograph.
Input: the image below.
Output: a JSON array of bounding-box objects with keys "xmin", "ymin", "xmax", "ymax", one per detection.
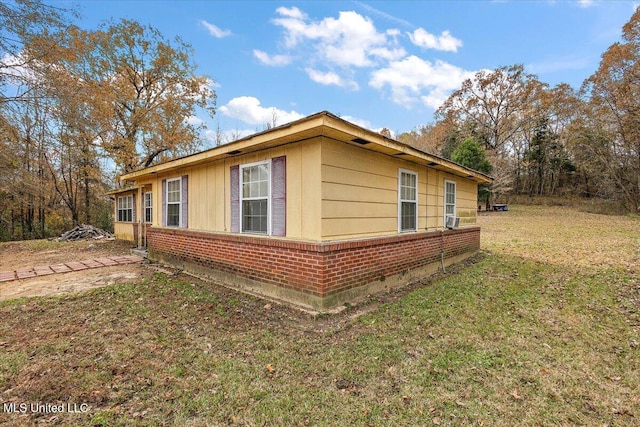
[
  {"xmin": 0, "ymin": 255, "xmax": 144, "ymax": 283},
  {"xmin": 66, "ymin": 262, "xmax": 89, "ymax": 271},
  {"xmin": 0, "ymin": 272, "xmax": 17, "ymax": 282},
  {"xmin": 80, "ymin": 260, "xmax": 105, "ymax": 268},
  {"xmin": 16, "ymin": 270, "xmax": 37, "ymax": 279},
  {"xmin": 94, "ymin": 257, "xmax": 118, "ymax": 266},
  {"xmin": 50, "ymin": 264, "xmax": 72, "ymax": 273},
  {"xmin": 33, "ymin": 266, "xmax": 55, "ymax": 276}
]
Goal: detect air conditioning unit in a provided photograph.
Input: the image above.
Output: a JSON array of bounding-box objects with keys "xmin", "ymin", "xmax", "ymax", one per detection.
[{"xmin": 445, "ymin": 216, "xmax": 460, "ymax": 229}]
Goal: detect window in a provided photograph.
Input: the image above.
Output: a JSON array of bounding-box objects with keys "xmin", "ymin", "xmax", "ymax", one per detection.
[
  {"xmin": 241, "ymin": 161, "xmax": 270, "ymax": 234},
  {"xmin": 117, "ymin": 195, "xmax": 133, "ymax": 222},
  {"xmin": 444, "ymin": 180, "xmax": 456, "ymax": 225},
  {"xmin": 144, "ymin": 192, "xmax": 152, "ymax": 223},
  {"xmin": 230, "ymin": 156, "xmax": 285, "ymax": 236},
  {"xmin": 162, "ymin": 176, "xmax": 188, "ymax": 228},
  {"xmin": 398, "ymin": 169, "xmax": 418, "ymax": 232},
  {"xmin": 166, "ymin": 178, "xmax": 181, "ymax": 227}
]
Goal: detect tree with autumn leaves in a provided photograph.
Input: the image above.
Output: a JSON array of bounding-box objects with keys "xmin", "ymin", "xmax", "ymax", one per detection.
[
  {"xmin": 30, "ymin": 19, "xmax": 216, "ymax": 176},
  {"xmin": 1, "ymin": 1, "xmax": 216, "ymax": 239},
  {"xmin": 415, "ymin": 9, "xmax": 640, "ymax": 212},
  {"xmin": 578, "ymin": 7, "xmax": 640, "ymax": 211}
]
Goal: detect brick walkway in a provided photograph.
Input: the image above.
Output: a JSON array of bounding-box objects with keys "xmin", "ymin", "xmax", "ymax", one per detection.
[{"xmin": 0, "ymin": 255, "xmax": 144, "ymax": 283}]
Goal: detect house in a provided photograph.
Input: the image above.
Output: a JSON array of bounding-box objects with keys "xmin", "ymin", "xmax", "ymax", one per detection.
[{"xmin": 109, "ymin": 111, "xmax": 492, "ymax": 311}]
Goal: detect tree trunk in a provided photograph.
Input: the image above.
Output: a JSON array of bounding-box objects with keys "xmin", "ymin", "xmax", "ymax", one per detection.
[
  {"xmin": 20, "ymin": 202, "xmax": 25, "ymax": 240},
  {"xmin": 84, "ymin": 170, "xmax": 91, "ymax": 224},
  {"xmin": 10, "ymin": 208, "xmax": 15, "ymax": 239}
]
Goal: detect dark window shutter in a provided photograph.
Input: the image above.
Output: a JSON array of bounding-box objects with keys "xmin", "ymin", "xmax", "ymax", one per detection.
[
  {"xmin": 131, "ymin": 194, "xmax": 136, "ymax": 223},
  {"xmin": 161, "ymin": 179, "xmax": 167, "ymax": 227},
  {"xmin": 271, "ymin": 156, "xmax": 286, "ymax": 236},
  {"xmin": 181, "ymin": 175, "xmax": 188, "ymax": 228},
  {"xmin": 230, "ymin": 165, "xmax": 239, "ymax": 232}
]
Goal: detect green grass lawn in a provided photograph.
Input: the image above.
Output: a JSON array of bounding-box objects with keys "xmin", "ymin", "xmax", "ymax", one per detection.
[{"xmin": 1, "ymin": 205, "xmax": 638, "ymax": 426}]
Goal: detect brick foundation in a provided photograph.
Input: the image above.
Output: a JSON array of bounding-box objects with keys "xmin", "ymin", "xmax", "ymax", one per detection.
[{"xmin": 147, "ymin": 227, "xmax": 480, "ymax": 311}]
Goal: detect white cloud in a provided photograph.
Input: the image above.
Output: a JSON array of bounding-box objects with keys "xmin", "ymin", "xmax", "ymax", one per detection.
[
  {"xmin": 275, "ymin": 5, "xmax": 307, "ymax": 19},
  {"xmin": 219, "ymin": 96, "xmax": 304, "ymax": 126},
  {"xmin": 408, "ymin": 28, "xmax": 462, "ymax": 52},
  {"xmin": 305, "ymin": 68, "xmax": 342, "ymax": 85},
  {"xmin": 272, "ymin": 8, "xmax": 405, "ymax": 68},
  {"xmin": 200, "ymin": 20, "xmax": 232, "ymax": 38},
  {"xmin": 185, "ymin": 115, "xmax": 206, "ymax": 127},
  {"xmin": 369, "ymin": 55, "xmax": 474, "ymax": 109},
  {"xmin": 336, "ymin": 114, "xmax": 394, "ymax": 136},
  {"xmin": 273, "ymin": 6, "xmax": 310, "ymax": 48},
  {"xmin": 262, "ymin": 5, "xmax": 471, "ymax": 103},
  {"xmin": 305, "ymin": 68, "xmax": 359, "ymax": 90},
  {"xmin": 253, "ymin": 49, "xmax": 292, "ymax": 66},
  {"xmin": 206, "ymin": 77, "xmax": 221, "ymax": 88},
  {"xmin": 577, "ymin": 0, "xmax": 595, "ymax": 7},
  {"xmin": 341, "ymin": 115, "xmax": 372, "ymax": 129},
  {"xmin": 1, "ymin": 52, "xmax": 36, "ymax": 83}
]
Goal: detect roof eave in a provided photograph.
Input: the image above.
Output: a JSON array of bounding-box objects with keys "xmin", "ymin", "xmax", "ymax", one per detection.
[{"xmin": 120, "ymin": 111, "xmax": 493, "ymax": 185}]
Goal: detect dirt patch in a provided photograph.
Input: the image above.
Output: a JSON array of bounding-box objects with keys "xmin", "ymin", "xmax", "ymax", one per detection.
[
  {"xmin": 0, "ymin": 239, "xmax": 151, "ymax": 302},
  {"xmin": 0, "ymin": 240, "xmax": 135, "ymax": 271},
  {"xmin": 0, "ymin": 264, "xmax": 152, "ymax": 302}
]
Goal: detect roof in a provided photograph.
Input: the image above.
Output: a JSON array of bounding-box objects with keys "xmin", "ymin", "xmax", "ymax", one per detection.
[
  {"xmin": 120, "ymin": 111, "xmax": 493, "ymax": 184},
  {"xmin": 105, "ymin": 186, "xmax": 139, "ymax": 196}
]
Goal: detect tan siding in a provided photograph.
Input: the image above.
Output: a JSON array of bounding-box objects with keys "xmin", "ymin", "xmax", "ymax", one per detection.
[
  {"xmin": 323, "ymin": 164, "xmax": 398, "ymax": 189},
  {"xmin": 433, "ymin": 172, "xmax": 478, "ymax": 227},
  {"xmin": 320, "ymin": 140, "xmax": 479, "ymax": 238},
  {"xmin": 114, "ymin": 222, "xmax": 134, "ymax": 241},
  {"xmin": 456, "ymin": 178, "xmax": 478, "ymax": 225},
  {"xmin": 223, "ymin": 138, "xmax": 322, "ymax": 240},
  {"xmin": 323, "ymin": 200, "xmax": 397, "ymax": 219},
  {"xmin": 285, "ymin": 144, "xmax": 303, "ymax": 238},
  {"xmin": 321, "ymin": 138, "xmax": 427, "ymax": 239},
  {"xmin": 299, "ymin": 140, "xmax": 322, "ymax": 240},
  {"xmin": 214, "ymin": 165, "xmax": 226, "ymax": 231},
  {"xmin": 126, "ymin": 135, "xmax": 479, "ymax": 241},
  {"xmin": 425, "ymin": 169, "xmax": 440, "ymax": 229},
  {"xmin": 145, "ymin": 138, "xmax": 322, "ymax": 241},
  {"xmin": 322, "ymin": 181, "xmax": 395, "ymax": 203}
]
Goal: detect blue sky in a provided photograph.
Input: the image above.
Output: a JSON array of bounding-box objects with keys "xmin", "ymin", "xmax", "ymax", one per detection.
[{"xmin": 59, "ymin": 0, "xmax": 637, "ymax": 144}]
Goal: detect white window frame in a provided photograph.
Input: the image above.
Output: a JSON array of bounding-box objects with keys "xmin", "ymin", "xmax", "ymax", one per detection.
[
  {"xmin": 240, "ymin": 160, "xmax": 271, "ymax": 235},
  {"xmin": 166, "ymin": 178, "xmax": 182, "ymax": 227},
  {"xmin": 117, "ymin": 195, "xmax": 133, "ymax": 223},
  {"xmin": 398, "ymin": 168, "xmax": 418, "ymax": 232},
  {"xmin": 144, "ymin": 192, "xmax": 152, "ymax": 223},
  {"xmin": 444, "ymin": 179, "xmax": 457, "ymax": 226}
]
